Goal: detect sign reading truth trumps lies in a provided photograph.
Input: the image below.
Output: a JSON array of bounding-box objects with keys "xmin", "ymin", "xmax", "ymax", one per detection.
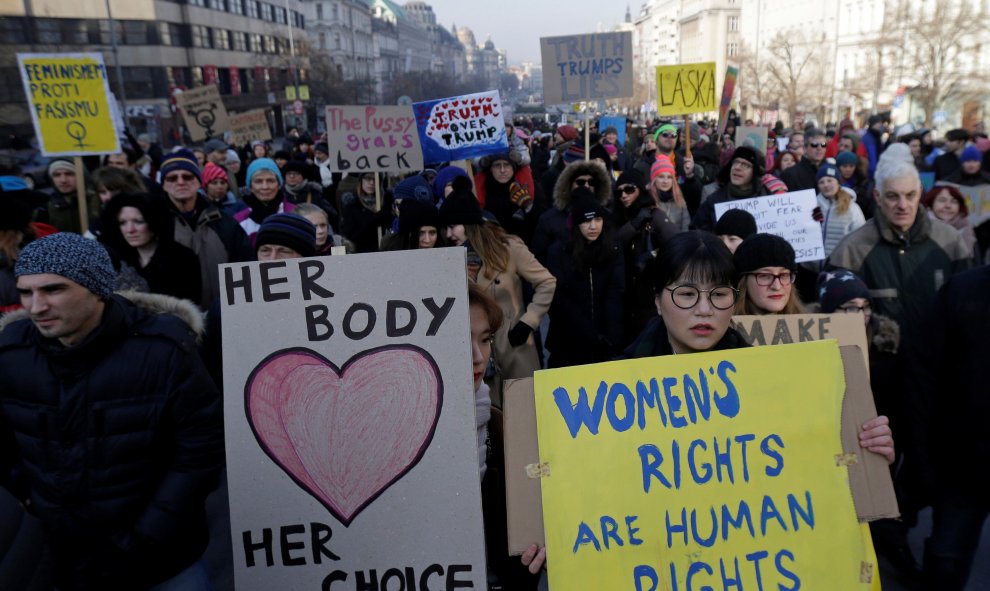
[
  {"xmin": 220, "ymin": 249, "xmax": 487, "ymax": 590},
  {"xmin": 540, "ymin": 32, "xmax": 634, "ymax": 105}
]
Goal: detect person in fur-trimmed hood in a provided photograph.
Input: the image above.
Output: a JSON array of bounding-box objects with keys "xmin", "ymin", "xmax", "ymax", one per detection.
[
  {"xmin": 0, "ymin": 233, "xmax": 222, "ymax": 591},
  {"xmin": 531, "ymin": 159, "xmax": 612, "ymax": 264}
]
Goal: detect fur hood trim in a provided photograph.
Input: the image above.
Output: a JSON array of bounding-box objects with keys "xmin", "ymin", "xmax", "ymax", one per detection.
[
  {"xmin": 0, "ymin": 291, "xmax": 205, "ymax": 338},
  {"xmin": 552, "ymin": 160, "xmax": 613, "ymax": 211},
  {"xmin": 871, "ymin": 313, "xmax": 899, "ymax": 354}
]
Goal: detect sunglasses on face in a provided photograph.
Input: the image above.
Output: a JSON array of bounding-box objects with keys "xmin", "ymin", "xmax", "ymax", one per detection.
[
  {"xmin": 574, "ymin": 178, "xmax": 596, "ymax": 188},
  {"xmin": 164, "ymin": 173, "xmax": 197, "ymax": 183},
  {"xmin": 616, "ymin": 185, "xmax": 638, "ymax": 195},
  {"xmin": 808, "ymin": 142, "xmax": 827, "ymax": 149},
  {"xmin": 658, "ymin": 132, "xmax": 677, "ymax": 138}
]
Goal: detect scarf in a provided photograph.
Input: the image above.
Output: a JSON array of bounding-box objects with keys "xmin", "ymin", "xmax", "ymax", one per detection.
[{"xmin": 476, "ymin": 382, "xmax": 491, "ymax": 480}]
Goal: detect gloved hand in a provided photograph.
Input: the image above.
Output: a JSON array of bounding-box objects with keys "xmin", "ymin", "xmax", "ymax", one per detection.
[
  {"xmin": 508, "ymin": 181, "xmax": 533, "ymax": 210},
  {"xmin": 812, "ymin": 206, "xmax": 824, "ymax": 224},
  {"xmin": 507, "ymin": 322, "xmax": 533, "ymax": 347},
  {"xmin": 631, "ymin": 208, "xmax": 652, "ymax": 230}
]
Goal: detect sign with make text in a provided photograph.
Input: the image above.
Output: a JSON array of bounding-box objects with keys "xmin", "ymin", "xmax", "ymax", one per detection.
[
  {"xmin": 655, "ymin": 62, "xmax": 717, "ymax": 116},
  {"xmin": 325, "ymin": 105, "xmax": 423, "ymax": 173},
  {"xmin": 412, "ymin": 91, "xmax": 508, "ymax": 163},
  {"xmin": 535, "ymin": 341, "xmax": 871, "ymax": 591},
  {"xmin": 17, "ymin": 52, "xmax": 120, "ymax": 156},
  {"xmin": 229, "ymin": 109, "xmax": 272, "ymax": 147},
  {"xmin": 715, "ymin": 189, "xmax": 825, "ymax": 262},
  {"xmin": 174, "ymin": 84, "xmax": 231, "ymax": 142},
  {"xmin": 220, "ymin": 249, "xmax": 487, "ymax": 590},
  {"xmin": 540, "ymin": 32, "xmax": 633, "ymax": 105}
]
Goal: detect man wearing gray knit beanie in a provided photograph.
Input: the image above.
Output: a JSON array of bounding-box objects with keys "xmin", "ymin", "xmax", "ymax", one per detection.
[{"xmin": 2, "ymin": 231, "xmax": 223, "ymax": 589}]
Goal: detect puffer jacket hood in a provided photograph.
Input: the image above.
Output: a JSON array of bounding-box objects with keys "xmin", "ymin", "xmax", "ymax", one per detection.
[
  {"xmin": 0, "ymin": 290, "xmax": 205, "ymax": 339},
  {"xmin": 552, "ymin": 160, "xmax": 612, "ymax": 211}
]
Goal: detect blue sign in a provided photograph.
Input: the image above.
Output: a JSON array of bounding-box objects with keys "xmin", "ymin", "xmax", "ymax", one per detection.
[
  {"xmin": 598, "ymin": 116, "xmax": 626, "ymax": 146},
  {"xmin": 412, "ymin": 90, "xmax": 508, "ymax": 164}
]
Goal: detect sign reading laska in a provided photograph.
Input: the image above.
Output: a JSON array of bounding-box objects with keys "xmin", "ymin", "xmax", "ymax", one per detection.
[
  {"xmin": 714, "ymin": 189, "xmax": 825, "ymax": 262},
  {"xmin": 534, "ymin": 341, "xmax": 871, "ymax": 591},
  {"xmin": 325, "ymin": 105, "xmax": 423, "ymax": 173},
  {"xmin": 540, "ymin": 32, "xmax": 633, "ymax": 105},
  {"xmin": 655, "ymin": 62, "xmax": 717, "ymax": 116},
  {"xmin": 174, "ymin": 84, "xmax": 231, "ymax": 142},
  {"xmin": 17, "ymin": 52, "xmax": 120, "ymax": 156},
  {"xmin": 412, "ymin": 91, "xmax": 508, "ymax": 163},
  {"xmin": 220, "ymin": 249, "xmax": 487, "ymax": 591}
]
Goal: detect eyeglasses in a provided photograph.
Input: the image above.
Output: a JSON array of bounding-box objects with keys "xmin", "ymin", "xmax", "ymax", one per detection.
[
  {"xmin": 164, "ymin": 173, "xmax": 197, "ymax": 183},
  {"xmin": 573, "ymin": 178, "xmax": 596, "ymax": 188},
  {"xmin": 664, "ymin": 285, "xmax": 739, "ymax": 310},
  {"xmin": 838, "ymin": 303, "xmax": 872, "ymax": 314},
  {"xmin": 616, "ymin": 185, "xmax": 638, "ymax": 195},
  {"xmin": 746, "ymin": 271, "xmax": 796, "ymax": 286},
  {"xmin": 808, "ymin": 142, "xmax": 827, "ymax": 148}
]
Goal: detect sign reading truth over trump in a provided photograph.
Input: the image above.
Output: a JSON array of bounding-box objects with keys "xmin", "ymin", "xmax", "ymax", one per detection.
[
  {"xmin": 412, "ymin": 90, "xmax": 508, "ymax": 163},
  {"xmin": 540, "ymin": 32, "xmax": 634, "ymax": 105}
]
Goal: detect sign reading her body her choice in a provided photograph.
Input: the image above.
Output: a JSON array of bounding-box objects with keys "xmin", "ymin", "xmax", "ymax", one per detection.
[
  {"xmin": 655, "ymin": 62, "xmax": 717, "ymax": 116},
  {"xmin": 229, "ymin": 109, "xmax": 273, "ymax": 147},
  {"xmin": 539, "ymin": 32, "xmax": 634, "ymax": 105},
  {"xmin": 220, "ymin": 249, "xmax": 487, "ymax": 590},
  {"xmin": 412, "ymin": 90, "xmax": 508, "ymax": 163},
  {"xmin": 17, "ymin": 52, "xmax": 121, "ymax": 156},
  {"xmin": 534, "ymin": 341, "xmax": 873, "ymax": 591},
  {"xmin": 714, "ymin": 189, "xmax": 826, "ymax": 262},
  {"xmin": 175, "ymin": 84, "xmax": 231, "ymax": 142},
  {"xmin": 324, "ymin": 105, "xmax": 423, "ymax": 173}
]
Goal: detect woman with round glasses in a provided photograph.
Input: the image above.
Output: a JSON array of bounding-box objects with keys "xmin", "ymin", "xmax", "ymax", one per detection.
[{"xmin": 733, "ymin": 233, "xmax": 805, "ymax": 315}]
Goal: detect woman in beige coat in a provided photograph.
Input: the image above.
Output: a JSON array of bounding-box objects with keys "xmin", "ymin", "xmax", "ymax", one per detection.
[{"xmin": 440, "ymin": 177, "xmax": 556, "ymax": 381}]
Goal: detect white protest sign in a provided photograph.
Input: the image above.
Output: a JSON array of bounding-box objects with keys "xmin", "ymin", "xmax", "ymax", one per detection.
[
  {"xmin": 540, "ymin": 31, "xmax": 633, "ymax": 105},
  {"xmin": 220, "ymin": 249, "xmax": 487, "ymax": 590},
  {"xmin": 715, "ymin": 189, "xmax": 825, "ymax": 262},
  {"xmin": 325, "ymin": 105, "xmax": 422, "ymax": 173},
  {"xmin": 229, "ymin": 109, "xmax": 272, "ymax": 147}
]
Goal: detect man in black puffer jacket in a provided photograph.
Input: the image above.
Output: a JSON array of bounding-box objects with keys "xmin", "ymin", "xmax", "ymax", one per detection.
[{"xmin": 0, "ymin": 233, "xmax": 223, "ymax": 591}]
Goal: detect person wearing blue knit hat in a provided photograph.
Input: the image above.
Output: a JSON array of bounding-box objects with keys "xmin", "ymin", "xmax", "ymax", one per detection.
[
  {"xmin": 236, "ymin": 157, "xmax": 297, "ymax": 245},
  {"xmin": 944, "ymin": 144, "xmax": 990, "ymax": 187},
  {"xmin": 432, "ymin": 165, "xmax": 470, "ymax": 203}
]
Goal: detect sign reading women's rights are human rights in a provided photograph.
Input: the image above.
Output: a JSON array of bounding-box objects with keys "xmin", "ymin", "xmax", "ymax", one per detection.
[{"xmin": 534, "ymin": 341, "xmax": 873, "ymax": 591}]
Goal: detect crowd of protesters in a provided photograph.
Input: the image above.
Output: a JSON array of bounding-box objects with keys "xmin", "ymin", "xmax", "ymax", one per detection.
[{"xmin": 0, "ymin": 111, "xmax": 987, "ymax": 591}]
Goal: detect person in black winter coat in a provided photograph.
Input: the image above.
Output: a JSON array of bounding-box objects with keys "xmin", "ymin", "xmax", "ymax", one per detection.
[
  {"xmin": 532, "ymin": 159, "xmax": 612, "ymax": 264},
  {"xmin": 693, "ymin": 146, "xmax": 773, "ymax": 232},
  {"xmin": 0, "ymin": 233, "xmax": 222, "ymax": 591},
  {"xmin": 545, "ymin": 188, "xmax": 625, "ymax": 367},
  {"xmin": 339, "ymin": 172, "xmax": 393, "ymax": 253},
  {"xmin": 99, "ymin": 192, "xmax": 202, "ymax": 303}
]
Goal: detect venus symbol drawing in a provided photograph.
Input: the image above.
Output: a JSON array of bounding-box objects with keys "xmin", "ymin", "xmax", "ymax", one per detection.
[{"xmin": 244, "ymin": 345, "xmax": 443, "ymax": 526}]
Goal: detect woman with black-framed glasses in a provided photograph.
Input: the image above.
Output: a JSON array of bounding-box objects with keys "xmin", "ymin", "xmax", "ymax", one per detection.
[{"xmin": 733, "ymin": 233, "xmax": 806, "ymax": 315}]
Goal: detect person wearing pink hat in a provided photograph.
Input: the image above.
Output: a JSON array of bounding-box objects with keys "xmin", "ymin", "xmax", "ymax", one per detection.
[
  {"xmin": 649, "ymin": 154, "xmax": 690, "ymax": 231},
  {"xmin": 201, "ymin": 162, "xmax": 242, "ymax": 215}
]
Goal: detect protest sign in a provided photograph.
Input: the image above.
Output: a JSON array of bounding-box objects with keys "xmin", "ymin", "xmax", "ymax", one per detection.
[
  {"xmin": 229, "ymin": 109, "xmax": 272, "ymax": 147},
  {"xmin": 535, "ymin": 341, "xmax": 874, "ymax": 590},
  {"xmin": 598, "ymin": 115, "xmax": 626, "ymax": 146},
  {"xmin": 655, "ymin": 62, "xmax": 717, "ymax": 116},
  {"xmin": 17, "ymin": 52, "xmax": 120, "ymax": 156},
  {"xmin": 175, "ymin": 84, "xmax": 231, "ymax": 141},
  {"xmin": 732, "ymin": 313, "xmax": 869, "ymax": 370},
  {"xmin": 325, "ymin": 105, "xmax": 423, "ymax": 173},
  {"xmin": 936, "ymin": 181, "xmax": 990, "ymax": 225},
  {"xmin": 717, "ymin": 66, "xmax": 739, "ymax": 137},
  {"xmin": 715, "ymin": 189, "xmax": 825, "ymax": 262},
  {"xmin": 736, "ymin": 125, "xmax": 769, "ymax": 155},
  {"xmin": 220, "ymin": 249, "xmax": 487, "ymax": 590},
  {"xmin": 540, "ymin": 32, "xmax": 633, "ymax": 105},
  {"xmin": 413, "ymin": 91, "xmax": 508, "ymax": 163},
  {"xmin": 920, "ymin": 171, "xmax": 936, "ymax": 192}
]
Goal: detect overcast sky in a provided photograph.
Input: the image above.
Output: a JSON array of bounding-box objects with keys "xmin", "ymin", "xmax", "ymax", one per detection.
[{"xmin": 423, "ymin": 1, "xmax": 629, "ymax": 65}]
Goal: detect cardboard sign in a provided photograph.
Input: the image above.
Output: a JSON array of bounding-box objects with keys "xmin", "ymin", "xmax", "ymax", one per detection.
[
  {"xmin": 229, "ymin": 109, "xmax": 272, "ymax": 147},
  {"xmin": 655, "ymin": 62, "xmax": 717, "ymax": 116},
  {"xmin": 17, "ymin": 52, "xmax": 120, "ymax": 156},
  {"xmin": 325, "ymin": 105, "xmax": 423, "ymax": 173},
  {"xmin": 534, "ymin": 341, "xmax": 876, "ymax": 590},
  {"xmin": 936, "ymin": 181, "xmax": 990, "ymax": 225},
  {"xmin": 717, "ymin": 66, "xmax": 739, "ymax": 137},
  {"xmin": 736, "ymin": 125, "xmax": 769, "ymax": 155},
  {"xmin": 598, "ymin": 116, "xmax": 626, "ymax": 146},
  {"xmin": 412, "ymin": 91, "xmax": 508, "ymax": 163},
  {"xmin": 220, "ymin": 249, "xmax": 487, "ymax": 590},
  {"xmin": 175, "ymin": 84, "xmax": 231, "ymax": 142},
  {"xmin": 732, "ymin": 313, "xmax": 869, "ymax": 371},
  {"xmin": 540, "ymin": 32, "xmax": 633, "ymax": 105},
  {"xmin": 714, "ymin": 189, "xmax": 825, "ymax": 262}
]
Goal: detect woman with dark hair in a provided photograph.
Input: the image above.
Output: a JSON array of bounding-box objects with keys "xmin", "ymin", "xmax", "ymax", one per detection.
[
  {"xmin": 440, "ymin": 177, "xmax": 555, "ymax": 380},
  {"xmin": 100, "ymin": 192, "xmax": 202, "ymax": 303},
  {"xmin": 381, "ymin": 199, "xmax": 445, "ymax": 251},
  {"xmin": 733, "ymin": 233, "xmax": 805, "ymax": 315},
  {"xmin": 922, "ymin": 185, "xmax": 979, "ymax": 260},
  {"xmin": 545, "ymin": 189, "xmax": 625, "ymax": 367},
  {"xmin": 693, "ymin": 146, "xmax": 774, "ymax": 232}
]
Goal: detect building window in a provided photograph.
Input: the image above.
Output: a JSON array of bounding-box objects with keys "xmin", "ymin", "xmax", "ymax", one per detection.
[
  {"xmin": 296, "ymin": 13, "xmax": 304, "ymax": 28},
  {"xmin": 209, "ymin": 0, "xmax": 225, "ymax": 9},
  {"xmin": 728, "ymin": 16, "xmax": 738, "ymax": 31},
  {"xmin": 123, "ymin": 66, "xmax": 154, "ymax": 99},
  {"xmin": 249, "ymin": 33, "xmax": 263, "ymax": 52},
  {"xmin": 316, "ymin": 3, "xmax": 323, "ymax": 19},
  {"xmin": 334, "ymin": 32, "xmax": 341, "ymax": 50},
  {"xmin": 232, "ymin": 31, "xmax": 246, "ymax": 51},
  {"xmin": 0, "ymin": 17, "xmax": 27, "ymax": 43},
  {"xmin": 246, "ymin": 0, "xmax": 258, "ymax": 19},
  {"xmin": 158, "ymin": 22, "xmax": 173, "ymax": 45},
  {"xmin": 189, "ymin": 0, "xmax": 206, "ymax": 6},
  {"xmin": 260, "ymin": 2, "xmax": 273, "ymax": 20},
  {"xmin": 228, "ymin": 0, "xmax": 243, "ymax": 13},
  {"xmin": 727, "ymin": 42, "xmax": 738, "ymax": 57},
  {"xmin": 98, "ymin": 20, "xmax": 123, "ymax": 45},
  {"xmin": 275, "ymin": 6, "xmax": 286, "ymax": 24},
  {"xmin": 213, "ymin": 28, "xmax": 229, "ymax": 49},
  {"xmin": 331, "ymin": 3, "xmax": 338, "ymax": 20},
  {"xmin": 35, "ymin": 19, "xmax": 62, "ymax": 44},
  {"xmin": 123, "ymin": 21, "xmax": 149, "ymax": 45},
  {"xmin": 191, "ymin": 25, "xmax": 211, "ymax": 48},
  {"xmin": 263, "ymin": 34, "xmax": 276, "ymax": 53}
]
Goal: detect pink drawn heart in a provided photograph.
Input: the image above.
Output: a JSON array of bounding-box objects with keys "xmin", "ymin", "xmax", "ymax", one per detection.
[{"xmin": 245, "ymin": 346, "xmax": 442, "ymax": 526}]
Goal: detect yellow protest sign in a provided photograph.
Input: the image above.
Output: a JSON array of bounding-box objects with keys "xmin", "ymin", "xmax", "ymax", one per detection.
[
  {"xmin": 655, "ymin": 62, "xmax": 717, "ymax": 116},
  {"xmin": 17, "ymin": 52, "xmax": 120, "ymax": 156},
  {"xmin": 534, "ymin": 340, "xmax": 872, "ymax": 590}
]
